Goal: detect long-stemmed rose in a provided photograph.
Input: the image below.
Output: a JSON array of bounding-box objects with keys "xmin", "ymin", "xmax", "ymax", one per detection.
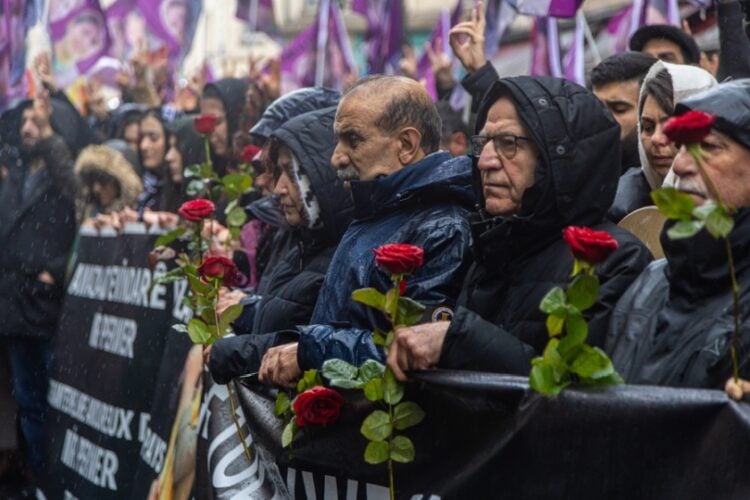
[
  {"xmin": 651, "ymin": 110, "xmax": 741, "ymax": 382},
  {"xmin": 292, "ymin": 386, "xmax": 346, "ymax": 427},
  {"xmin": 193, "ymin": 114, "xmax": 217, "ymax": 135},
  {"xmin": 530, "ymin": 226, "xmax": 623, "ymax": 395},
  {"xmin": 178, "ymin": 198, "xmax": 215, "ymax": 222}
]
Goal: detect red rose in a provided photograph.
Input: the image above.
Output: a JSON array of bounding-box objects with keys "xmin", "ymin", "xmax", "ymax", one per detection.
[
  {"xmin": 562, "ymin": 226, "xmax": 619, "ymax": 264},
  {"xmin": 178, "ymin": 199, "xmax": 215, "ymax": 222},
  {"xmin": 193, "ymin": 114, "xmax": 218, "ymax": 135},
  {"xmin": 240, "ymin": 144, "xmax": 260, "ymax": 164},
  {"xmin": 292, "ymin": 386, "xmax": 345, "ymax": 427},
  {"xmin": 663, "ymin": 110, "xmax": 715, "ymax": 145},
  {"xmin": 373, "ymin": 244, "xmax": 424, "ymax": 275},
  {"xmin": 198, "ymin": 256, "xmax": 241, "ymax": 286},
  {"xmin": 399, "ymin": 279, "xmax": 407, "ymax": 295}
]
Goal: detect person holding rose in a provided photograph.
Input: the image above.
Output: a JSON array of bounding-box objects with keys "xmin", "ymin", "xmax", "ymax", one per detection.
[
  {"xmin": 387, "ymin": 76, "xmax": 652, "ymax": 381},
  {"xmin": 607, "ymin": 79, "xmax": 750, "ymax": 389},
  {"xmin": 257, "ymin": 76, "xmax": 475, "ymax": 388},
  {"xmin": 207, "ymin": 106, "xmax": 355, "ymax": 384}
]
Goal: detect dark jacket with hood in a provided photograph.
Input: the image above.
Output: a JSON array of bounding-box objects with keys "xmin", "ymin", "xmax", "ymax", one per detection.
[
  {"xmin": 209, "ymin": 107, "xmax": 354, "ymax": 383},
  {"xmin": 438, "ymin": 77, "xmax": 652, "ymax": 375},
  {"xmin": 296, "ymin": 151, "xmax": 476, "ymax": 371},
  {"xmin": 0, "ymin": 133, "xmax": 77, "ymax": 339},
  {"xmin": 607, "ymin": 80, "xmax": 750, "ymax": 388},
  {"xmin": 202, "ymin": 78, "xmax": 248, "ymax": 174}
]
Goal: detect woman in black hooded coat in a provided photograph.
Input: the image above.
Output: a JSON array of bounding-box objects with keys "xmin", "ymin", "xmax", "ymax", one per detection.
[{"xmin": 209, "ymin": 106, "xmax": 354, "ymax": 383}]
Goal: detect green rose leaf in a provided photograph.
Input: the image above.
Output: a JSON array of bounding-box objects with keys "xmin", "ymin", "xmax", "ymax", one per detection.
[
  {"xmin": 566, "ymin": 274, "xmax": 599, "ymax": 312},
  {"xmin": 275, "ymin": 392, "xmax": 290, "ymax": 416},
  {"xmin": 281, "ymin": 420, "xmax": 296, "ymax": 448},
  {"xmin": 564, "ymin": 311, "xmax": 588, "ymax": 344},
  {"xmin": 154, "ymin": 227, "xmax": 187, "ymax": 248},
  {"xmin": 364, "ymin": 440, "xmax": 389, "ymax": 464},
  {"xmin": 184, "ymin": 163, "xmax": 202, "ymax": 179},
  {"xmin": 296, "ymin": 369, "xmax": 321, "ymax": 393},
  {"xmin": 171, "ymin": 324, "xmax": 188, "ymax": 333},
  {"xmin": 392, "ymin": 402, "xmax": 425, "ymax": 430},
  {"xmin": 396, "ymin": 296, "xmax": 426, "ymax": 326},
  {"xmin": 692, "ymin": 200, "xmax": 717, "ymax": 221},
  {"xmin": 651, "ymin": 187, "xmax": 696, "ymax": 220},
  {"xmin": 540, "ymin": 287, "xmax": 567, "ymax": 315},
  {"xmin": 546, "ymin": 314, "xmax": 565, "ymax": 337},
  {"xmin": 218, "ymin": 303, "xmax": 243, "ymax": 336},
  {"xmin": 358, "ymin": 359, "xmax": 386, "ymax": 383},
  {"xmin": 570, "ymin": 345, "xmax": 615, "ymax": 379},
  {"xmin": 372, "ymin": 329, "xmax": 387, "ymax": 346},
  {"xmin": 227, "ymin": 206, "xmax": 248, "ymax": 227},
  {"xmin": 351, "ymin": 288, "xmax": 386, "ymax": 312},
  {"xmin": 383, "ymin": 369, "xmax": 404, "ymax": 405},
  {"xmin": 186, "ymin": 179, "xmax": 205, "ymax": 196},
  {"xmin": 363, "ymin": 378, "xmax": 384, "ymax": 402},
  {"xmin": 222, "ymin": 173, "xmax": 253, "ymax": 195},
  {"xmin": 385, "ymin": 288, "xmax": 399, "ymax": 319},
  {"xmin": 186, "ymin": 273, "xmax": 211, "ymax": 294},
  {"xmin": 529, "ymin": 358, "xmax": 569, "ymax": 396},
  {"xmin": 321, "ymin": 359, "xmax": 358, "ymax": 383},
  {"xmin": 705, "ymin": 206, "xmax": 734, "ymax": 239},
  {"xmin": 187, "ymin": 318, "xmax": 211, "ymax": 344},
  {"xmin": 390, "ymin": 435, "xmax": 415, "ymax": 463},
  {"xmin": 667, "ymin": 220, "xmax": 704, "ymax": 240},
  {"xmin": 361, "ymin": 410, "xmax": 392, "ymax": 442}
]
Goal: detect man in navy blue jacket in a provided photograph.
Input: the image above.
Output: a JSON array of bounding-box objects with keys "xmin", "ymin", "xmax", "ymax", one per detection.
[{"xmin": 258, "ymin": 76, "xmax": 475, "ymax": 388}]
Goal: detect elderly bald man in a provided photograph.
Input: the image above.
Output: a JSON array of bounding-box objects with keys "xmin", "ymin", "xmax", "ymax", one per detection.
[{"xmin": 252, "ymin": 75, "xmax": 476, "ymax": 388}]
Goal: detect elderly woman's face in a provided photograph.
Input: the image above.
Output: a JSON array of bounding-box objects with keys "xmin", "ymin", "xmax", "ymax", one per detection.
[
  {"xmin": 273, "ymin": 147, "xmax": 304, "ymax": 226},
  {"xmin": 673, "ymin": 129, "xmax": 750, "ymax": 208},
  {"xmin": 476, "ymin": 96, "xmax": 539, "ymax": 217}
]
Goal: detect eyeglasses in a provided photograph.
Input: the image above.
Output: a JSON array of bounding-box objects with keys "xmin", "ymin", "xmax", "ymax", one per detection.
[{"xmin": 470, "ymin": 133, "xmax": 533, "ymax": 160}]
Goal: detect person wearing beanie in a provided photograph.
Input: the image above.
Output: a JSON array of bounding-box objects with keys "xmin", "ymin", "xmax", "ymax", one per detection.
[
  {"xmin": 629, "ymin": 24, "xmax": 701, "ymax": 65},
  {"xmin": 607, "ymin": 79, "xmax": 750, "ymax": 389}
]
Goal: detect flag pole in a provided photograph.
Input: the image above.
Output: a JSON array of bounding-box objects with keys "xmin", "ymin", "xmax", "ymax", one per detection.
[{"xmin": 581, "ymin": 11, "xmax": 601, "ymax": 65}]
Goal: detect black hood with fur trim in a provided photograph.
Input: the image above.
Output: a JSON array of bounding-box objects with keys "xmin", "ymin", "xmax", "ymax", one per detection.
[{"xmin": 471, "ymin": 76, "xmax": 622, "ymax": 261}]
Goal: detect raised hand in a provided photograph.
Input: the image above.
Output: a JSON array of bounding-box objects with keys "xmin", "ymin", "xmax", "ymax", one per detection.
[{"xmin": 449, "ymin": 0, "xmax": 487, "ymax": 74}]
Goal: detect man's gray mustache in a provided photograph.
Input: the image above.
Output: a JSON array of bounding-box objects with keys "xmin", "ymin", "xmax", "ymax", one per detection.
[{"xmin": 336, "ymin": 168, "xmax": 360, "ymax": 182}]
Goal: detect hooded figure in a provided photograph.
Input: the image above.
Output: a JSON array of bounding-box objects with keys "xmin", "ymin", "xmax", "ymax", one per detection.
[
  {"xmin": 433, "ymin": 77, "xmax": 652, "ymax": 375},
  {"xmin": 608, "ymin": 61, "xmax": 716, "ymax": 222},
  {"xmin": 249, "ymin": 87, "xmax": 341, "ymax": 143},
  {"xmin": 74, "ymin": 144, "xmax": 143, "ymax": 220},
  {"xmin": 201, "ymin": 78, "xmax": 249, "ymax": 173},
  {"xmin": 209, "ymin": 107, "xmax": 354, "ymax": 383},
  {"xmin": 607, "ymin": 79, "xmax": 750, "ymax": 388}
]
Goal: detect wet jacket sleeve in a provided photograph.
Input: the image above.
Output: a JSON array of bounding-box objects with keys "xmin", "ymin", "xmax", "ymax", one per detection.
[
  {"xmin": 296, "ymin": 219, "xmax": 473, "ymax": 371},
  {"xmin": 717, "ymin": 0, "xmax": 750, "ymax": 81},
  {"xmin": 461, "ymin": 62, "xmax": 500, "ymax": 112},
  {"xmin": 208, "ymin": 330, "xmax": 298, "ymax": 384}
]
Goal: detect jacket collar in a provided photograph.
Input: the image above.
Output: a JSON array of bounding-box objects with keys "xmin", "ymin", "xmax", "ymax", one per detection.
[{"xmin": 348, "ymin": 152, "xmax": 471, "ymax": 219}]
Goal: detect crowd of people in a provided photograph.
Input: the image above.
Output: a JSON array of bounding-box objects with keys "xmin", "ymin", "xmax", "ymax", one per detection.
[{"xmin": 2, "ymin": 2, "xmax": 750, "ymax": 496}]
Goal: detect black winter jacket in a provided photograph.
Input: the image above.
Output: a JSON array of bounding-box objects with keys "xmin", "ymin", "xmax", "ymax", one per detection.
[
  {"xmin": 439, "ymin": 77, "xmax": 653, "ymax": 375},
  {"xmin": 209, "ymin": 107, "xmax": 353, "ymax": 383},
  {"xmin": 607, "ymin": 167, "xmax": 652, "ymax": 223},
  {"xmin": 607, "ymin": 211, "xmax": 750, "ymax": 388},
  {"xmin": 0, "ymin": 135, "xmax": 77, "ymax": 339}
]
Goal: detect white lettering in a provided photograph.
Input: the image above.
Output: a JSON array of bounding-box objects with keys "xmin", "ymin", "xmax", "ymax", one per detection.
[
  {"xmin": 60, "ymin": 428, "xmax": 119, "ymax": 491},
  {"xmin": 88, "ymin": 313, "xmax": 137, "ymax": 359},
  {"xmin": 48, "ymin": 380, "xmax": 134, "ymax": 440},
  {"xmin": 67, "ymin": 263, "xmax": 166, "ymax": 310}
]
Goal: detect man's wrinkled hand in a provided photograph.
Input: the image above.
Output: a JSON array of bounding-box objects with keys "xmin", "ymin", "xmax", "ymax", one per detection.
[
  {"xmin": 217, "ymin": 288, "xmax": 246, "ymax": 316},
  {"xmin": 387, "ymin": 321, "xmax": 450, "ymax": 382},
  {"xmin": 449, "ymin": 1, "xmax": 487, "ymax": 74},
  {"xmin": 725, "ymin": 377, "xmax": 750, "ymax": 401},
  {"xmin": 259, "ymin": 343, "xmax": 301, "ymax": 389}
]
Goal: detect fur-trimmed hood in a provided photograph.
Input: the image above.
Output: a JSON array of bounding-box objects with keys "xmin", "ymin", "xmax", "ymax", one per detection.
[{"xmin": 75, "ymin": 145, "xmax": 143, "ymax": 212}]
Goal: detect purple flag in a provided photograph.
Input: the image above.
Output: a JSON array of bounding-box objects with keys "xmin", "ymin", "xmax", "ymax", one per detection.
[
  {"xmin": 235, "ymin": 0, "xmax": 276, "ymax": 34},
  {"xmin": 511, "ymin": 0, "xmax": 583, "ymax": 18},
  {"xmin": 417, "ymin": 1, "xmax": 462, "ymax": 100},
  {"xmin": 562, "ymin": 11, "xmax": 585, "ymax": 85},
  {"xmin": 354, "ymin": 0, "xmax": 403, "ymax": 74},
  {"xmin": 1, "ymin": 0, "xmax": 31, "ymax": 110},
  {"xmin": 606, "ymin": 0, "xmax": 673, "ymax": 54},
  {"xmin": 49, "ymin": 0, "xmax": 111, "ymax": 86},
  {"xmin": 135, "ymin": 0, "xmax": 202, "ymax": 62},
  {"xmin": 484, "ymin": 0, "xmax": 518, "ymax": 59},
  {"xmin": 530, "ymin": 17, "xmax": 562, "ymax": 77},
  {"xmin": 280, "ymin": 0, "xmax": 355, "ymax": 93}
]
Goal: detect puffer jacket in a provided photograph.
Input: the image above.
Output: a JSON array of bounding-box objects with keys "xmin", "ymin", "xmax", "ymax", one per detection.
[
  {"xmin": 209, "ymin": 107, "xmax": 353, "ymax": 383},
  {"xmin": 607, "ymin": 79, "xmax": 750, "ymax": 388},
  {"xmin": 437, "ymin": 77, "xmax": 653, "ymax": 375},
  {"xmin": 608, "ymin": 61, "xmax": 716, "ymax": 222},
  {"xmin": 296, "ymin": 152, "xmax": 476, "ymax": 371}
]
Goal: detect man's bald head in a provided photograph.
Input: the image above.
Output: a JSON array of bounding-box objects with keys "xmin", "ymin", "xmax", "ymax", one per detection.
[{"xmin": 343, "ymin": 75, "xmax": 442, "ymax": 154}]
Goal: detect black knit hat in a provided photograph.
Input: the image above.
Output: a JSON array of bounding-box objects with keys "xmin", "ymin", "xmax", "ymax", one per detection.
[{"xmin": 629, "ymin": 24, "xmax": 701, "ymax": 65}]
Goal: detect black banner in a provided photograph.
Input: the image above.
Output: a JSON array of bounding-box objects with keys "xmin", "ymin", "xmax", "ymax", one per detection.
[
  {"xmin": 236, "ymin": 371, "xmax": 750, "ymax": 500},
  {"xmin": 41, "ymin": 225, "xmax": 181, "ymax": 500}
]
